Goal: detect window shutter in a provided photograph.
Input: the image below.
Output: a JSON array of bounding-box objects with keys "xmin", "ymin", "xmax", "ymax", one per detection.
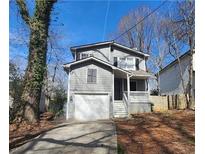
[
  {"xmin": 87, "ymin": 69, "xmax": 97, "ymax": 83},
  {"xmin": 136, "ymin": 58, "xmax": 139, "ymax": 70},
  {"xmin": 114, "ymin": 57, "xmax": 118, "ymax": 67},
  {"xmin": 92, "ymin": 69, "xmax": 97, "ymax": 83}
]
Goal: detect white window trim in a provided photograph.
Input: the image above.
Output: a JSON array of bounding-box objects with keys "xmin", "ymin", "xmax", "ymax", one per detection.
[
  {"xmin": 80, "ymin": 53, "xmax": 89, "ymax": 59},
  {"xmin": 117, "ymin": 57, "xmax": 137, "ymax": 70}
]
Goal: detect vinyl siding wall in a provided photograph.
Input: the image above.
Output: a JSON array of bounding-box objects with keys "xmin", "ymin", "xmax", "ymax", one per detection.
[
  {"xmin": 76, "ymin": 45, "xmax": 146, "ymax": 71},
  {"xmin": 76, "ymin": 46, "xmax": 110, "ymax": 63},
  {"xmin": 159, "ymin": 55, "xmax": 191, "ymax": 95},
  {"xmin": 70, "ymin": 61, "xmax": 113, "ymax": 93}
]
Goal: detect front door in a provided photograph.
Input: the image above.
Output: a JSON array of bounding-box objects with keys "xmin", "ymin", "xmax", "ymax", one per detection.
[{"xmin": 114, "ymin": 78, "xmax": 122, "ymax": 100}]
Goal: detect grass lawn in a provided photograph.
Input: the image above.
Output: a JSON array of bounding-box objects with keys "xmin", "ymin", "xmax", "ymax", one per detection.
[{"xmin": 114, "ymin": 110, "xmax": 195, "ymax": 154}]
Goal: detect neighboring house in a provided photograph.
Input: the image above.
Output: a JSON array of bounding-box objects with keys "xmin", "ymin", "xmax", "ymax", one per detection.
[
  {"xmin": 63, "ymin": 41, "xmax": 153, "ymax": 121},
  {"xmin": 158, "ymin": 50, "xmax": 195, "ymax": 98}
]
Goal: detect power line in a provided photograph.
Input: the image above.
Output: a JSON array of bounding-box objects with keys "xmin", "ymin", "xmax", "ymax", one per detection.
[
  {"xmin": 113, "ymin": 0, "xmax": 168, "ymax": 41},
  {"xmin": 102, "ymin": 0, "xmax": 110, "ymax": 41}
]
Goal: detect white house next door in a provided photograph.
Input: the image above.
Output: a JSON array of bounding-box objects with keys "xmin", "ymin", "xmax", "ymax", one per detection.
[{"xmin": 74, "ymin": 94, "xmax": 109, "ymax": 121}]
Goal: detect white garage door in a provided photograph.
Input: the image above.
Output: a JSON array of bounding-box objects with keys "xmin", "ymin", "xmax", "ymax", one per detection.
[{"xmin": 74, "ymin": 94, "xmax": 109, "ymax": 121}]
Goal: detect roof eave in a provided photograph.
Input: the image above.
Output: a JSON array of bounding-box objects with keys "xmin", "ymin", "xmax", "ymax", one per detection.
[
  {"xmin": 70, "ymin": 41, "xmax": 150, "ymax": 58},
  {"xmin": 63, "ymin": 56, "xmax": 131, "ymax": 74}
]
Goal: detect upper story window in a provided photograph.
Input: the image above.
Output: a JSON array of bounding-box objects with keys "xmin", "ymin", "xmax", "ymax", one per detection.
[
  {"xmin": 81, "ymin": 53, "xmax": 89, "ymax": 59},
  {"xmin": 135, "ymin": 58, "xmax": 139, "ymax": 70},
  {"xmin": 114, "ymin": 57, "xmax": 139, "ymax": 70},
  {"xmin": 114, "ymin": 57, "xmax": 118, "ymax": 67},
  {"xmin": 87, "ymin": 69, "xmax": 97, "ymax": 83}
]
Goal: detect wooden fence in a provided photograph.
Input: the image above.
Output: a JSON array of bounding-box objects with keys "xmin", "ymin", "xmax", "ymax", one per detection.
[{"xmin": 150, "ymin": 95, "xmax": 195, "ymax": 112}]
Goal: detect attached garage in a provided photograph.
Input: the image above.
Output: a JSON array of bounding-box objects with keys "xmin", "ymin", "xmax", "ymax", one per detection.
[{"xmin": 74, "ymin": 93, "xmax": 110, "ymax": 121}]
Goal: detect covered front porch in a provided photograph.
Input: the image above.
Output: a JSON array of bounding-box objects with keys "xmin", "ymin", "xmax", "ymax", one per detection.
[
  {"xmin": 113, "ymin": 69, "xmax": 152, "ymax": 116},
  {"xmin": 114, "ymin": 69, "xmax": 150, "ymax": 102}
]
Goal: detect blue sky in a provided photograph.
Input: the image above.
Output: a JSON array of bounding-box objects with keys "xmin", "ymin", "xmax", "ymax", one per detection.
[{"xmin": 10, "ymin": 0, "xmax": 166, "ymax": 65}]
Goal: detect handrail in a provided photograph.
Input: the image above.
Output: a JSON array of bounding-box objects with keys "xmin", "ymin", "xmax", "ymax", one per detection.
[{"xmin": 122, "ymin": 92, "xmax": 129, "ymax": 112}]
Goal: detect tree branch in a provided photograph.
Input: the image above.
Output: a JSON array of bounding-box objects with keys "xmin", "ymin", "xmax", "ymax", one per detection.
[{"xmin": 16, "ymin": 0, "xmax": 30, "ymax": 25}]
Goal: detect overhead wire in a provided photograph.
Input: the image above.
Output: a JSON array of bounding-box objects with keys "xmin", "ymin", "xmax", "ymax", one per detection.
[
  {"xmin": 113, "ymin": 0, "xmax": 168, "ymax": 41},
  {"xmin": 102, "ymin": 0, "xmax": 110, "ymax": 41}
]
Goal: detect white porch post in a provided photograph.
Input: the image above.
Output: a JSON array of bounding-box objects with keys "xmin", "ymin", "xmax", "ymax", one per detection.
[
  {"xmin": 66, "ymin": 69, "xmax": 71, "ymax": 120},
  {"xmin": 127, "ymin": 74, "xmax": 130, "ymax": 102}
]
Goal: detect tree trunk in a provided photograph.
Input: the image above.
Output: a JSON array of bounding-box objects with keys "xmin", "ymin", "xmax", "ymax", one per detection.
[
  {"xmin": 17, "ymin": 0, "xmax": 56, "ymax": 123},
  {"xmin": 176, "ymin": 54, "xmax": 189, "ymax": 108},
  {"xmin": 188, "ymin": 37, "xmax": 194, "ymax": 109}
]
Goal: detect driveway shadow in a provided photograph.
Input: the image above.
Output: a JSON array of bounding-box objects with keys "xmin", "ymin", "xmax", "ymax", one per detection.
[{"xmin": 10, "ymin": 120, "xmax": 117, "ymax": 154}]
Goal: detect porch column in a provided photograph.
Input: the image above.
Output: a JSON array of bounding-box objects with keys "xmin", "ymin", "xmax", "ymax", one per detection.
[
  {"xmin": 145, "ymin": 79, "xmax": 148, "ymax": 91},
  {"xmin": 127, "ymin": 74, "xmax": 130, "ymax": 102}
]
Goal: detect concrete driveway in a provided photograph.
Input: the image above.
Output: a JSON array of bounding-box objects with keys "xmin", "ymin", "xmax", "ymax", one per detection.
[{"xmin": 10, "ymin": 120, "xmax": 117, "ymax": 154}]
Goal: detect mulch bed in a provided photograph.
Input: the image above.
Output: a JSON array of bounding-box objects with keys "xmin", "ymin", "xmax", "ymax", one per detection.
[
  {"xmin": 9, "ymin": 112, "xmax": 59, "ymax": 150},
  {"xmin": 114, "ymin": 110, "xmax": 195, "ymax": 154}
]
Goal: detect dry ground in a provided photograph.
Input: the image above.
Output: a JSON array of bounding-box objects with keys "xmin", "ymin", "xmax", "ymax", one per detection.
[
  {"xmin": 9, "ymin": 112, "xmax": 57, "ymax": 149},
  {"xmin": 114, "ymin": 110, "xmax": 195, "ymax": 154}
]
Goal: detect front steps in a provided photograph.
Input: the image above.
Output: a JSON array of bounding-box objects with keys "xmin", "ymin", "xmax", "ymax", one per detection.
[{"xmin": 113, "ymin": 100, "xmax": 128, "ymax": 118}]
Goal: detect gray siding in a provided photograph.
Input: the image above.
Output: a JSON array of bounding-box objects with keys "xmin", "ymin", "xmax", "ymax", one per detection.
[
  {"xmin": 76, "ymin": 46, "xmax": 110, "ymax": 62},
  {"xmin": 70, "ymin": 61, "xmax": 113, "ymax": 93},
  {"xmin": 159, "ymin": 55, "xmax": 191, "ymax": 95},
  {"xmin": 129, "ymin": 103, "xmax": 151, "ymax": 114},
  {"xmin": 76, "ymin": 45, "xmax": 146, "ymax": 71}
]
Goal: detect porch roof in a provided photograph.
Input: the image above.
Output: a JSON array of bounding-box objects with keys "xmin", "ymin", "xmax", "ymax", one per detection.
[{"xmin": 128, "ymin": 70, "xmax": 154, "ymax": 78}]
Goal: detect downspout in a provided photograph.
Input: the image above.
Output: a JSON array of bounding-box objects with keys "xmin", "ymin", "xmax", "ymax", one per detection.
[
  {"xmin": 112, "ymin": 69, "xmax": 114, "ymax": 118},
  {"xmin": 66, "ymin": 68, "xmax": 71, "ymax": 120}
]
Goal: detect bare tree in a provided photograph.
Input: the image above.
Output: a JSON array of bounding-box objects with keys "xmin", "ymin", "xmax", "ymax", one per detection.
[
  {"xmin": 162, "ymin": 0, "xmax": 195, "ymax": 108},
  {"xmin": 114, "ymin": 6, "xmax": 170, "ymax": 93},
  {"xmin": 116, "ymin": 6, "xmax": 155, "ymax": 54},
  {"xmin": 175, "ymin": 0, "xmax": 195, "ymax": 108}
]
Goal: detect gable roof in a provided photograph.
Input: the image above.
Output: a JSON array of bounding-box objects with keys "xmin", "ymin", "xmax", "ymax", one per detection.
[
  {"xmin": 70, "ymin": 41, "xmax": 149, "ymax": 58},
  {"xmin": 159, "ymin": 50, "xmax": 191, "ymax": 74}
]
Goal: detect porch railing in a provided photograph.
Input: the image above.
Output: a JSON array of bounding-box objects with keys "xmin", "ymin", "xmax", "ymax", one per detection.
[
  {"xmin": 123, "ymin": 91, "xmax": 149, "ymax": 103},
  {"xmin": 122, "ymin": 92, "xmax": 128, "ymax": 112}
]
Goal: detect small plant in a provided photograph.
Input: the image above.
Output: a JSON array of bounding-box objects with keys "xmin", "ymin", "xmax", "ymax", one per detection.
[
  {"xmin": 150, "ymin": 89, "xmax": 159, "ymax": 96},
  {"xmin": 117, "ymin": 143, "xmax": 125, "ymax": 154}
]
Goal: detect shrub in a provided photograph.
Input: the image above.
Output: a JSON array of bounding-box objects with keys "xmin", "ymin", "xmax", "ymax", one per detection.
[
  {"xmin": 150, "ymin": 89, "xmax": 159, "ymax": 96},
  {"xmin": 48, "ymin": 87, "xmax": 67, "ymax": 118}
]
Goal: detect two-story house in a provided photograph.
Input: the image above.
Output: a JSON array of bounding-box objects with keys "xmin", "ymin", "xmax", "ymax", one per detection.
[{"xmin": 63, "ymin": 41, "xmax": 153, "ymax": 121}]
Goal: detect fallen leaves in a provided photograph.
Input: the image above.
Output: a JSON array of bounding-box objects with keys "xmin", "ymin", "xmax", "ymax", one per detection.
[
  {"xmin": 115, "ymin": 110, "xmax": 195, "ymax": 154},
  {"xmin": 9, "ymin": 112, "xmax": 56, "ymax": 149}
]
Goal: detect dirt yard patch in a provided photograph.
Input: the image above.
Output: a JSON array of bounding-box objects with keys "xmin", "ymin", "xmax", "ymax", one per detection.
[
  {"xmin": 114, "ymin": 110, "xmax": 195, "ymax": 154},
  {"xmin": 9, "ymin": 112, "xmax": 58, "ymax": 149}
]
